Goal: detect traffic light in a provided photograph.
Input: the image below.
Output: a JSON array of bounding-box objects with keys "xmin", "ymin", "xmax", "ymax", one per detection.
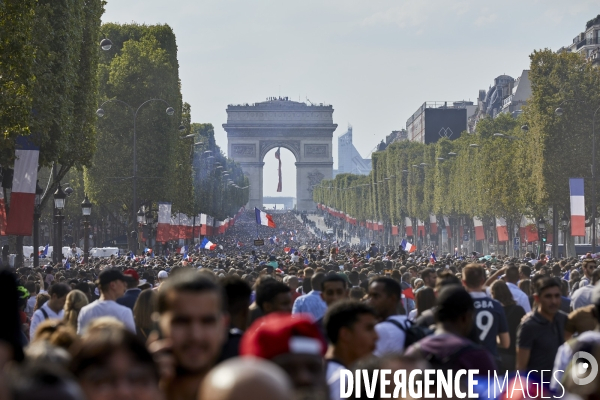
[{"xmin": 540, "ymin": 228, "xmax": 547, "ymax": 242}]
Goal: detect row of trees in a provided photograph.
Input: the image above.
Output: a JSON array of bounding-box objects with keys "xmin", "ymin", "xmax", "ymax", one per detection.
[{"xmin": 314, "ymin": 50, "xmax": 600, "ymax": 251}]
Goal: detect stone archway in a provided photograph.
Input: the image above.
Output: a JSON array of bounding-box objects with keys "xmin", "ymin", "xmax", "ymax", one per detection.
[{"xmin": 224, "ymin": 98, "xmax": 337, "ymax": 210}]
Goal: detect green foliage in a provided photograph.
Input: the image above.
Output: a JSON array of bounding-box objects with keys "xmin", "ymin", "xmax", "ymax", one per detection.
[
  {"xmin": 0, "ymin": 0, "xmax": 36, "ymax": 163},
  {"xmin": 85, "ymin": 23, "xmax": 188, "ymax": 223}
]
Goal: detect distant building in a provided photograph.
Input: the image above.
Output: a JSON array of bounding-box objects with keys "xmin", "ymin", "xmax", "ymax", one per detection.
[
  {"xmin": 406, "ymin": 101, "xmax": 476, "ymax": 144},
  {"xmin": 557, "ymin": 14, "xmax": 600, "ymax": 67},
  {"xmin": 467, "ymin": 71, "xmax": 531, "ymax": 132},
  {"xmin": 336, "ymin": 126, "xmax": 371, "ymax": 176}
]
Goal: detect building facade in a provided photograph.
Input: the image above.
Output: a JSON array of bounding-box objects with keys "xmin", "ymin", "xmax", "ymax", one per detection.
[
  {"xmin": 406, "ymin": 101, "xmax": 476, "ymax": 144},
  {"xmin": 557, "ymin": 14, "xmax": 600, "ymax": 67}
]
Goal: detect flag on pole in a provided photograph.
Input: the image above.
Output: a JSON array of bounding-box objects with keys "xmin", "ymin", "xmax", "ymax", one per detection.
[
  {"xmin": 429, "ymin": 214, "xmax": 438, "ymax": 234},
  {"xmin": 5, "ymin": 136, "xmax": 40, "ymax": 236},
  {"xmin": 275, "ymin": 147, "xmax": 282, "ymax": 192},
  {"xmin": 400, "ymin": 239, "xmax": 416, "ymax": 253},
  {"xmin": 430, "ymin": 252, "xmax": 437, "ymax": 263},
  {"xmin": 0, "ymin": 189, "xmax": 6, "ymax": 236},
  {"xmin": 200, "ymin": 238, "xmax": 217, "ymax": 250},
  {"xmin": 405, "ymin": 217, "xmax": 413, "ymax": 236},
  {"xmin": 473, "ymin": 217, "xmax": 485, "ymax": 241},
  {"xmin": 570, "ymin": 178, "xmax": 585, "ymax": 237},
  {"xmin": 255, "ymin": 207, "xmax": 276, "ymax": 228},
  {"xmin": 443, "ymin": 216, "xmax": 452, "ymax": 238},
  {"xmin": 496, "ymin": 217, "xmax": 509, "ymax": 242}
]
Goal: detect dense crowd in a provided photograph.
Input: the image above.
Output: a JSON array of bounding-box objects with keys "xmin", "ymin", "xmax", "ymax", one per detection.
[{"xmin": 1, "ymin": 210, "xmax": 600, "ymax": 400}]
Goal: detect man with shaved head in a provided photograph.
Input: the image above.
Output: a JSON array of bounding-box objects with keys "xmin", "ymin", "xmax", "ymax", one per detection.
[{"xmin": 198, "ymin": 358, "xmax": 292, "ymax": 400}]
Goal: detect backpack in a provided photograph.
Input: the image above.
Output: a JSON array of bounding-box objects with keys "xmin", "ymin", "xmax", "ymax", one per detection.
[
  {"xmin": 413, "ymin": 341, "xmax": 481, "ymax": 371},
  {"xmin": 386, "ymin": 318, "xmax": 433, "ymax": 348}
]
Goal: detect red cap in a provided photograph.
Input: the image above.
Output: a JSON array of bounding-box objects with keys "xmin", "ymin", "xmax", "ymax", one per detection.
[
  {"xmin": 123, "ymin": 268, "xmax": 139, "ymax": 281},
  {"xmin": 240, "ymin": 313, "xmax": 326, "ymax": 360}
]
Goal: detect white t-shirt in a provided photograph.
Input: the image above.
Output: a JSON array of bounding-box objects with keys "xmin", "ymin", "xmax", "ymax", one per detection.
[
  {"xmin": 30, "ymin": 303, "xmax": 64, "ymax": 339},
  {"xmin": 373, "ymin": 315, "xmax": 408, "ymax": 356},
  {"xmin": 326, "ymin": 360, "xmax": 345, "ymax": 400},
  {"xmin": 77, "ymin": 299, "xmax": 136, "ymax": 335}
]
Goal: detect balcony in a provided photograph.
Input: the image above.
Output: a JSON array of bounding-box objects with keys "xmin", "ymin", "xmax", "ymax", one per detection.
[{"xmin": 577, "ymin": 37, "xmax": 600, "ymax": 49}]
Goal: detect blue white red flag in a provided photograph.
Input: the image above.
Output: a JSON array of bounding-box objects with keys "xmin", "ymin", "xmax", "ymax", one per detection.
[
  {"xmin": 6, "ymin": 136, "xmax": 40, "ymax": 235},
  {"xmin": 255, "ymin": 207, "xmax": 276, "ymax": 228},
  {"xmin": 430, "ymin": 252, "xmax": 437, "ymax": 263},
  {"xmin": 400, "ymin": 239, "xmax": 416, "ymax": 253},
  {"xmin": 201, "ymin": 238, "xmax": 217, "ymax": 250}
]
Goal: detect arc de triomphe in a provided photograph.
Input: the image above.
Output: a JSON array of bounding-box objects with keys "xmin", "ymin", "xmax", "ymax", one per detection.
[{"xmin": 224, "ymin": 98, "xmax": 337, "ymax": 210}]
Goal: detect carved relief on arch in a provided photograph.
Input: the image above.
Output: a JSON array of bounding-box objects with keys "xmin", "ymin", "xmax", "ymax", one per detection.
[{"xmin": 259, "ymin": 140, "xmax": 301, "ymax": 160}]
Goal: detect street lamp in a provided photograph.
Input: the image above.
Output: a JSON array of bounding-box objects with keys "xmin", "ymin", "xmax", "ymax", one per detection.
[
  {"xmin": 53, "ymin": 184, "xmax": 66, "ymax": 264},
  {"xmin": 100, "ymin": 38, "xmax": 113, "ymax": 51},
  {"xmin": 97, "ymin": 98, "xmax": 176, "ymax": 254},
  {"xmin": 81, "ymin": 194, "xmax": 92, "ymax": 264},
  {"xmin": 560, "ymin": 214, "xmax": 569, "ymax": 256},
  {"xmin": 33, "ymin": 181, "xmax": 43, "ymax": 268},
  {"xmin": 538, "ymin": 217, "xmax": 546, "ymax": 257}
]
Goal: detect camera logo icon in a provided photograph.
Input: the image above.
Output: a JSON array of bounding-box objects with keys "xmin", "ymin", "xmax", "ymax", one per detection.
[{"xmin": 572, "ymin": 351, "xmax": 598, "ymax": 386}]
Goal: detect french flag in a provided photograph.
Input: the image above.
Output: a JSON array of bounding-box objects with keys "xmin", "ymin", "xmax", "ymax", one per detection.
[
  {"xmin": 255, "ymin": 207, "xmax": 276, "ymax": 228},
  {"xmin": 417, "ymin": 219, "xmax": 425, "ymax": 237},
  {"xmin": 201, "ymin": 238, "xmax": 217, "ymax": 250},
  {"xmin": 156, "ymin": 202, "xmax": 171, "ymax": 242},
  {"xmin": 429, "ymin": 214, "xmax": 437, "ymax": 234},
  {"xmin": 0, "ymin": 189, "xmax": 6, "ymax": 235},
  {"xmin": 400, "ymin": 239, "xmax": 416, "ymax": 253},
  {"xmin": 430, "ymin": 252, "xmax": 437, "ymax": 263},
  {"xmin": 6, "ymin": 136, "xmax": 40, "ymax": 236},
  {"xmin": 496, "ymin": 217, "xmax": 509, "ymax": 242},
  {"xmin": 570, "ymin": 178, "xmax": 585, "ymax": 236},
  {"xmin": 473, "ymin": 217, "xmax": 485, "ymax": 241},
  {"xmin": 443, "ymin": 215, "xmax": 452, "ymax": 238},
  {"xmin": 405, "ymin": 217, "xmax": 413, "ymax": 236},
  {"xmin": 180, "ymin": 245, "xmax": 188, "ymax": 255}
]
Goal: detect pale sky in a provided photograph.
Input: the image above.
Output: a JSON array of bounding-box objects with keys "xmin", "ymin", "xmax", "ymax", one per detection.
[{"xmin": 103, "ymin": 0, "xmax": 598, "ymax": 198}]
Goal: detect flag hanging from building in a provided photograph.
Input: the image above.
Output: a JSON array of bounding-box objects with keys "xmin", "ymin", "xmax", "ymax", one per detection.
[
  {"xmin": 156, "ymin": 202, "xmax": 172, "ymax": 242},
  {"xmin": 6, "ymin": 136, "xmax": 40, "ymax": 236},
  {"xmin": 255, "ymin": 207, "xmax": 276, "ymax": 228},
  {"xmin": 429, "ymin": 214, "xmax": 437, "ymax": 235},
  {"xmin": 570, "ymin": 178, "xmax": 586, "ymax": 237},
  {"xmin": 275, "ymin": 147, "xmax": 282, "ymax": 192},
  {"xmin": 443, "ymin": 215, "xmax": 452, "ymax": 238}
]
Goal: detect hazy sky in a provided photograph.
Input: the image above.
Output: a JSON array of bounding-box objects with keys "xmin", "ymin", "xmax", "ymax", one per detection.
[{"xmin": 103, "ymin": 0, "xmax": 598, "ymax": 198}]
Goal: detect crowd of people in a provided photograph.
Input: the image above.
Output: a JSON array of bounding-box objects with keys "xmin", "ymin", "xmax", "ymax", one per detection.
[{"xmin": 1, "ymin": 210, "xmax": 600, "ymax": 400}]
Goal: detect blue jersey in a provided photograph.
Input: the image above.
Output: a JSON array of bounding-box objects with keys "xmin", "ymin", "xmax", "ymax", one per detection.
[{"xmin": 469, "ymin": 292, "xmax": 508, "ymax": 356}]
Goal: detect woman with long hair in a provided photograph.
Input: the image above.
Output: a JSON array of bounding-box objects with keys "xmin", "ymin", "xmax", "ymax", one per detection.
[
  {"xmin": 408, "ymin": 287, "xmax": 435, "ymax": 321},
  {"xmin": 133, "ymin": 289, "xmax": 157, "ymax": 342},
  {"xmin": 33, "ymin": 293, "xmax": 50, "ymax": 313},
  {"xmin": 491, "ymin": 280, "xmax": 525, "ymax": 375},
  {"xmin": 63, "ymin": 290, "xmax": 89, "ymax": 331}
]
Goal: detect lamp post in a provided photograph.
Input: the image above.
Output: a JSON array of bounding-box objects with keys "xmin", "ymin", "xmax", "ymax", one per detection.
[
  {"xmin": 560, "ymin": 214, "xmax": 569, "ymax": 258},
  {"xmin": 96, "ymin": 99, "xmax": 175, "ymax": 255},
  {"xmin": 537, "ymin": 217, "xmax": 546, "ymax": 258},
  {"xmin": 53, "ymin": 184, "xmax": 66, "ymax": 264},
  {"xmin": 81, "ymin": 194, "xmax": 92, "ymax": 264},
  {"xmin": 33, "ymin": 181, "xmax": 43, "ymax": 268}
]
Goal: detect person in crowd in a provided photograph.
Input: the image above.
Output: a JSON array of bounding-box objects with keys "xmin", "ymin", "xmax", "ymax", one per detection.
[
  {"xmin": 571, "ymin": 269, "xmax": 600, "ymax": 310},
  {"xmin": 323, "ymin": 300, "xmax": 378, "ymax": 400},
  {"xmin": 409, "ymin": 287, "xmax": 435, "ymax": 321},
  {"xmin": 63, "ymin": 290, "xmax": 89, "ymax": 332},
  {"xmin": 417, "ymin": 268, "xmax": 436, "ymax": 293},
  {"xmin": 256, "ymin": 279, "xmax": 293, "ymax": 315},
  {"xmin": 133, "ymin": 289, "xmax": 157, "ymax": 342},
  {"xmin": 30, "ymin": 283, "xmax": 70, "ymax": 339},
  {"xmin": 198, "ymin": 358, "xmax": 293, "ymax": 400},
  {"xmin": 155, "ymin": 270, "xmax": 168, "ymax": 291},
  {"xmin": 320, "ymin": 274, "xmax": 349, "ymax": 308},
  {"xmin": 552, "ymin": 282, "xmax": 600, "ymax": 391},
  {"xmin": 240, "ymin": 313, "xmax": 328, "ymax": 399},
  {"xmin": 414, "ymin": 271, "xmax": 462, "ymax": 329},
  {"xmin": 151, "ymin": 271, "xmax": 229, "ymax": 400},
  {"xmin": 565, "ymin": 302, "xmax": 597, "ymax": 339},
  {"xmin": 572, "ymin": 258, "xmax": 597, "ymax": 292},
  {"xmin": 292, "ymin": 272, "xmax": 327, "ymax": 320},
  {"xmin": 9, "ymin": 363, "xmax": 86, "ymax": 400},
  {"xmin": 219, "ymin": 276, "xmax": 252, "ymax": 360},
  {"xmin": 367, "ymin": 277, "xmax": 408, "ymax": 356},
  {"xmin": 490, "ymin": 280, "xmax": 525, "ymax": 374},
  {"xmin": 487, "ymin": 265, "xmax": 532, "ymax": 312},
  {"xmin": 31, "ymin": 319, "xmax": 79, "ymax": 351},
  {"xmin": 70, "ymin": 326, "xmax": 162, "ymax": 400},
  {"xmin": 77, "ymin": 268, "xmax": 135, "ymax": 335},
  {"xmin": 462, "ymin": 264, "xmax": 509, "ymax": 358},
  {"xmin": 516, "ymin": 277, "xmax": 567, "ymax": 372},
  {"xmin": 405, "ymin": 285, "xmax": 496, "ymax": 373},
  {"xmin": 116, "ymin": 268, "xmax": 144, "ymax": 310}
]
